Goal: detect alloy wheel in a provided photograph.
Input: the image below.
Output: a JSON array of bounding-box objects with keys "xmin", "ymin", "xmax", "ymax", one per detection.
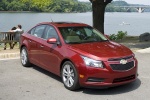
[
  {"xmin": 21, "ymin": 48, "xmax": 27, "ymax": 65},
  {"xmin": 61, "ymin": 61, "xmax": 80, "ymax": 90},
  {"xmin": 62, "ymin": 64, "xmax": 75, "ymax": 87}
]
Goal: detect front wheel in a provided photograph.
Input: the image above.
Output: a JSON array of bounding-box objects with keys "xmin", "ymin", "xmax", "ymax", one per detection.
[
  {"xmin": 20, "ymin": 47, "xmax": 31, "ymax": 67},
  {"xmin": 61, "ymin": 61, "xmax": 80, "ymax": 91}
]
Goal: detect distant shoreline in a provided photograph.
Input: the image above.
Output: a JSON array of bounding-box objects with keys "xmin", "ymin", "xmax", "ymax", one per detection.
[
  {"xmin": 1, "ymin": 11, "xmax": 150, "ymax": 13},
  {"xmin": 0, "ymin": 11, "xmax": 34, "ymax": 13},
  {"xmin": 0, "ymin": 11, "xmax": 86, "ymax": 13}
]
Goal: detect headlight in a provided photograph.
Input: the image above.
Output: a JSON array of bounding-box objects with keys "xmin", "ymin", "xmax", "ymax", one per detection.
[{"xmin": 81, "ymin": 56, "xmax": 104, "ymax": 68}]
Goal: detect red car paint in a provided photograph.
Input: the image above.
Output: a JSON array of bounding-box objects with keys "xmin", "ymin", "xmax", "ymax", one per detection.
[{"xmin": 20, "ymin": 22, "xmax": 138, "ymax": 88}]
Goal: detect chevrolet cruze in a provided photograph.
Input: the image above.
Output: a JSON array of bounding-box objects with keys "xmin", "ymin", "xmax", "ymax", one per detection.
[{"xmin": 20, "ymin": 22, "xmax": 138, "ymax": 91}]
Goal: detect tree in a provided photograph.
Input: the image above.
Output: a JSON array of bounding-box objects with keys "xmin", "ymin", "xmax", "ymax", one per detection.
[
  {"xmin": 90, "ymin": 0, "xmax": 112, "ymax": 34},
  {"xmin": 7, "ymin": 0, "xmax": 24, "ymax": 11}
]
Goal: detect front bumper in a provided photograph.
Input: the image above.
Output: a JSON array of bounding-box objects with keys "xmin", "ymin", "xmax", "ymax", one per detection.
[{"xmin": 77, "ymin": 58, "xmax": 138, "ymax": 88}]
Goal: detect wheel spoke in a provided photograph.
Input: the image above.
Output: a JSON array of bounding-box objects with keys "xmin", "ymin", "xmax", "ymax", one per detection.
[
  {"xmin": 70, "ymin": 69, "xmax": 74, "ymax": 77},
  {"xmin": 63, "ymin": 69, "xmax": 68, "ymax": 77},
  {"xmin": 69, "ymin": 77, "xmax": 74, "ymax": 86},
  {"xmin": 66, "ymin": 78, "xmax": 70, "ymax": 87},
  {"xmin": 66, "ymin": 65, "xmax": 71, "ymax": 73}
]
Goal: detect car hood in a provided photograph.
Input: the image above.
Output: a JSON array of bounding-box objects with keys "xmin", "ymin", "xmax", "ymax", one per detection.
[{"xmin": 67, "ymin": 41, "xmax": 133, "ymax": 61}]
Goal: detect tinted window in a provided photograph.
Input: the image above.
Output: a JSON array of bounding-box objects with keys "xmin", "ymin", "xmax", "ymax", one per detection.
[
  {"xmin": 43, "ymin": 25, "xmax": 58, "ymax": 40},
  {"xmin": 29, "ymin": 27, "xmax": 35, "ymax": 35},
  {"xmin": 29, "ymin": 25, "xmax": 46, "ymax": 38},
  {"xmin": 59, "ymin": 27, "xmax": 108, "ymax": 44}
]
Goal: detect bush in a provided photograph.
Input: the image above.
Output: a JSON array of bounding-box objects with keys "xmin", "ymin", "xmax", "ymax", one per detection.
[
  {"xmin": 109, "ymin": 31, "xmax": 127, "ymax": 40},
  {"xmin": 117, "ymin": 31, "xmax": 127, "ymax": 40},
  {"xmin": 109, "ymin": 34, "xmax": 117, "ymax": 40}
]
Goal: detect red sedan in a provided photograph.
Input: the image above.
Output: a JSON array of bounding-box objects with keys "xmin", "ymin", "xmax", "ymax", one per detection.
[{"xmin": 20, "ymin": 22, "xmax": 138, "ymax": 91}]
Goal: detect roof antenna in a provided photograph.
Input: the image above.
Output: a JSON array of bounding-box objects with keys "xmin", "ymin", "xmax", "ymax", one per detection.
[{"xmin": 50, "ymin": 15, "xmax": 53, "ymax": 22}]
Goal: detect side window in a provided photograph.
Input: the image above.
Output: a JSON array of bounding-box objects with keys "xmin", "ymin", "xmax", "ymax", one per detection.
[
  {"xmin": 31, "ymin": 25, "xmax": 46, "ymax": 38},
  {"xmin": 84, "ymin": 28, "xmax": 92, "ymax": 36},
  {"xmin": 28, "ymin": 27, "xmax": 35, "ymax": 35},
  {"xmin": 43, "ymin": 25, "xmax": 58, "ymax": 40}
]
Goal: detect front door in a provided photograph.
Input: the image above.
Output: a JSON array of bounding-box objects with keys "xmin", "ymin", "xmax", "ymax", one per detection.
[{"xmin": 39, "ymin": 25, "xmax": 62, "ymax": 74}]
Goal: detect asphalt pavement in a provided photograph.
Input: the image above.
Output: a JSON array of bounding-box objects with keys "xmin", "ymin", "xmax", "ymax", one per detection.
[{"xmin": 0, "ymin": 51, "xmax": 150, "ymax": 100}]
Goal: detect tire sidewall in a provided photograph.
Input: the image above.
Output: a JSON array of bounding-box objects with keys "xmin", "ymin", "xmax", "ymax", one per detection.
[
  {"xmin": 21, "ymin": 47, "xmax": 31, "ymax": 67},
  {"xmin": 61, "ymin": 61, "xmax": 80, "ymax": 91}
]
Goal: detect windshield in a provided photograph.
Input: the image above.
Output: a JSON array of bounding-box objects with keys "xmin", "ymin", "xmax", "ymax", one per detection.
[{"xmin": 59, "ymin": 26, "xmax": 108, "ymax": 44}]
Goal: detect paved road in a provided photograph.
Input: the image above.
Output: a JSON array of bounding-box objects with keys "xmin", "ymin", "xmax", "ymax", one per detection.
[{"xmin": 0, "ymin": 52, "xmax": 150, "ymax": 100}]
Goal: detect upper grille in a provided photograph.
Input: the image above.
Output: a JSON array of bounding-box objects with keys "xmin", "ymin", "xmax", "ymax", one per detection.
[
  {"xmin": 108, "ymin": 55, "xmax": 133, "ymax": 61},
  {"xmin": 110, "ymin": 61, "xmax": 134, "ymax": 71}
]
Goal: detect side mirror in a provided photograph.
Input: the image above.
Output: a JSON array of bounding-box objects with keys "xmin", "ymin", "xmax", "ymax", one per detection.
[{"xmin": 47, "ymin": 38, "xmax": 60, "ymax": 45}]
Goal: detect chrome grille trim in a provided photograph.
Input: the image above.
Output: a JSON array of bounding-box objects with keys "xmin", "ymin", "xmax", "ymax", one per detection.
[{"xmin": 108, "ymin": 55, "xmax": 135, "ymax": 71}]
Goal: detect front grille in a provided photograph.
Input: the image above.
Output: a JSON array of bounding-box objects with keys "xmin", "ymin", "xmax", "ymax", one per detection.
[
  {"xmin": 113, "ymin": 75, "xmax": 135, "ymax": 83},
  {"xmin": 110, "ymin": 61, "xmax": 134, "ymax": 71}
]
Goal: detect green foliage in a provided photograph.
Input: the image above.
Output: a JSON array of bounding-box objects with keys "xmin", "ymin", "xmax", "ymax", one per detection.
[
  {"xmin": 6, "ymin": 0, "xmax": 24, "ymax": 11},
  {"xmin": 0, "ymin": 0, "xmax": 92, "ymax": 12},
  {"xmin": 0, "ymin": 0, "xmax": 145, "ymax": 12},
  {"xmin": 109, "ymin": 31, "xmax": 127, "ymax": 40},
  {"xmin": 109, "ymin": 34, "xmax": 118, "ymax": 40},
  {"xmin": 117, "ymin": 31, "xmax": 127, "ymax": 40}
]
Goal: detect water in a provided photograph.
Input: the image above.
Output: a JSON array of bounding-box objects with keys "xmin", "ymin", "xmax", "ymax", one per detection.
[{"xmin": 0, "ymin": 12, "xmax": 150, "ymax": 36}]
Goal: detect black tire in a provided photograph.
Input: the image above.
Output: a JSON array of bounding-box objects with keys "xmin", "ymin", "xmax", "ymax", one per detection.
[
  {"xmin": 61, "ymin": 61, "xmax": 80, "ymax": 91},
  {"xmin": 20, "ymin": 46, "xmax": 31, "ymax": 67}
]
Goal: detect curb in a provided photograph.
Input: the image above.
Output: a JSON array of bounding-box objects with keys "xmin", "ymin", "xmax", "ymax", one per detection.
[{"xmin": 0, "ymin": 52, "xmax": 20, "ymax": 60}]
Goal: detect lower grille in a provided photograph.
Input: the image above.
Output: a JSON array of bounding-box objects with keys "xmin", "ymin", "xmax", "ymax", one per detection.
[
  {"xmin": 110, "ymin": 61, "xmax": 134, "ymax": 71},
  {"xmin": 87, "ymin": 78, "xmax": 104, "ymax": 82},
  {"xmin": 113, "ymin": 75, "xmax": 135, "ymax": 83}
]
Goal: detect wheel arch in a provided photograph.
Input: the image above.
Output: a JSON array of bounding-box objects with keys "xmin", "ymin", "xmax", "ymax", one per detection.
[
  {"xmin": 60, "ymin": 59, "xmax": 70, "ymax": 76},
  {"xmin": 60, "ymin": 58, "xmax": 78, "ymax": 77},
  {"xmin": 20, "ymin": 44, "xmax": 26, "ymax": 51},
  {"xmin": 60, "ymin": 58, "xmax": 80, "ymax": 90}
]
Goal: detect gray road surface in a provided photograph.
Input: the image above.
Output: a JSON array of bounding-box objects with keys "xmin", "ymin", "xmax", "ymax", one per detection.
[{"xmin": 0, "ymin": 52, "xmax": 150, "ymax": 100}]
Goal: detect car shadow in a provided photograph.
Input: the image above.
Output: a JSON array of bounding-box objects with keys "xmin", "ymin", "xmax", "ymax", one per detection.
[
  {"xmin": 32, "ymin": 65, "xmax": 62, "ymax": 83},
  {"xmin": 31, "ymin": 65, "xmax": 141, "ymax": 95}
]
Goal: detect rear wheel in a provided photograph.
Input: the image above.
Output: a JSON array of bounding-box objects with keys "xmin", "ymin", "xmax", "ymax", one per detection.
[
  {"xmin": 20, "ymin": 47, "xmax": 31, "ymax": 67},
  {"xmin": 61, "ymin": 61, "xmax": 80, "ymax": 91}
]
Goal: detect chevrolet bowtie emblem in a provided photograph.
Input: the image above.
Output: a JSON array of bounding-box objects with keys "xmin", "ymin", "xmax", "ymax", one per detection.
[{"xmin": 120, "ymin": 59, "xmax": 127, "ymax": 64}]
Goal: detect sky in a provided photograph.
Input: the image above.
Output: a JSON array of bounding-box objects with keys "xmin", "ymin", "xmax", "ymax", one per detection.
[{"xmin": 78, "ymin": 0, "xmax": 150, "ymax": 5}]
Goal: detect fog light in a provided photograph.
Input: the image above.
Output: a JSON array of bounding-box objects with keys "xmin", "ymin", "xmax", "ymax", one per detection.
[{"xmin": 87, "ymin": 78, "xmax": 104, "ymax": 82}]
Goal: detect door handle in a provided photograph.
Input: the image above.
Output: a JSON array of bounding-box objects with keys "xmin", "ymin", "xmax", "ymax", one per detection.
[
  {"xmin": 40, "ymin": 45, "xmax": 44, "ymax": 48},
  {"xmin": 28, "ymin": 40, "xmax": 31, "ymax": 43}
]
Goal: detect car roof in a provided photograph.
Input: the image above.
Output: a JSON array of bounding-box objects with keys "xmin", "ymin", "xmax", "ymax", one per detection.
[{"xmin": 37, "ymin": 22, "xmax": 90, "ymax": 27}]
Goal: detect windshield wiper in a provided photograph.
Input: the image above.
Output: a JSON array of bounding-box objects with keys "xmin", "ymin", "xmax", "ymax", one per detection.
[
  {"xmin": 67, "ymin": 42, "xmax": 82, "ymax": 44},
  {"xmin": 100, "ymin": 40, "xmax": 109, "ymax": 42}
]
